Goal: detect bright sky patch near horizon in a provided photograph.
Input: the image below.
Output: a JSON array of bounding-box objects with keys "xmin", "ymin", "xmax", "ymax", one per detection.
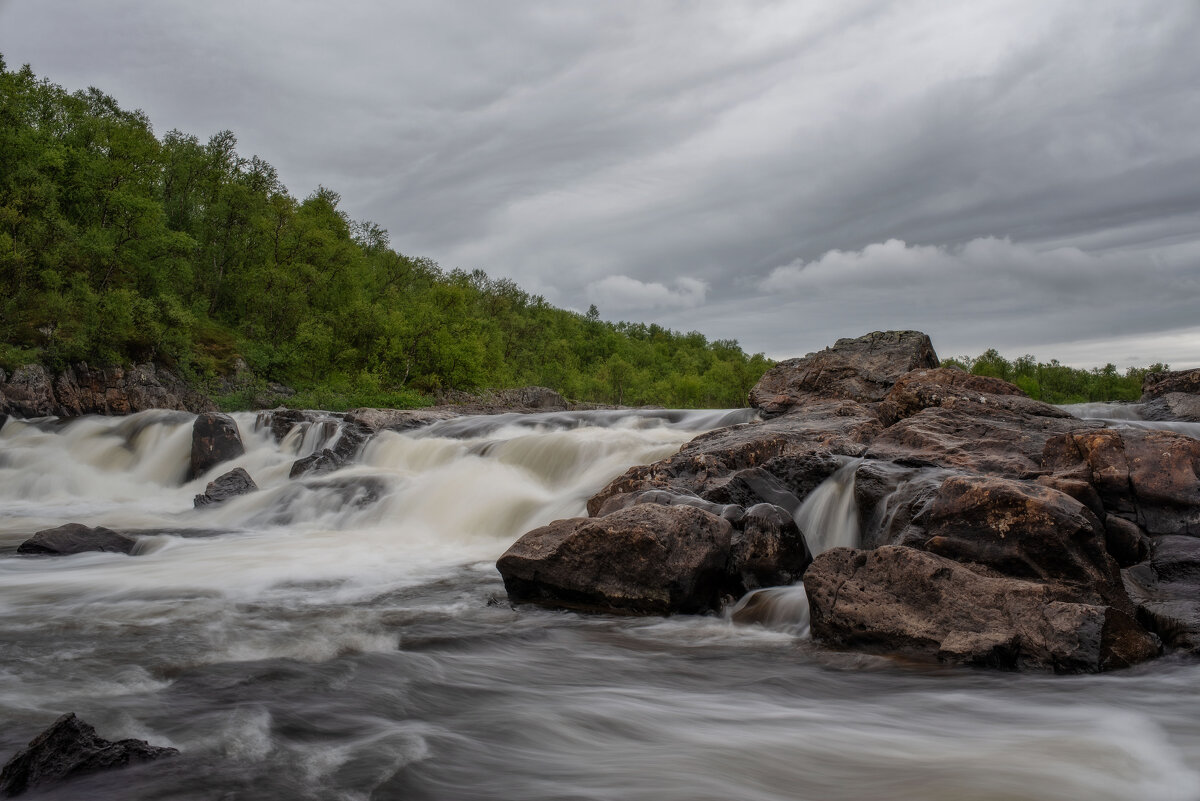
[{"xmin": 2, "ymin": 0, "xmax": 1198, "ymax": 369}]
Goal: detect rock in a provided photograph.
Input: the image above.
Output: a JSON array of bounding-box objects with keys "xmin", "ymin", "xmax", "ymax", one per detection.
[
  {"xmin": 727, "ymin": 503, "xmax": 812, "ymax": 591},
  {"xmin": 343, "ymin": 407, "xmax": 459, "ymax": 432},
  {"xmin": 1142, "ymin": 368, "xmax": 1200, "ymax": 400},
  {"xmin": 1141, "ymin": 393, "xmax": 1200, "ymax": 423},
  {"xmin": 0, "ymin": 363, "xmax": 214, "ymax": 419},
  {"xmin": 188, "ymin": 413, "xmax": 245, "ymax": 481},
  {"xmin": 875, "ymin": 367, "xmax": 1048, "ymax": 426},
  {"xmin": 497, "ymin": 504, "xmax": 734, "ymax": 615},
  {"xmin": 0, "ymin": 713, "xmax": 177, "ymax": 797},
  {"xmin": 289, "ymin": 448, "xmax": 346, "ymax": 479},
  {"xmin": 257, "ymin": 408, "xmax": 317, "ymax": 443},
  {"xmin": 193, "ymin": 467, "xmax": 258, "ymax": 507},
  {"xmin": 592, "ymin": 488, "xmax": 743, "ymax": 522},
  {"xmin": 0, "ymin": 365, "xmax": 56, "ymax": 418},
  {"xmin": 805, "ymin": 546, "xmax": 1159, "ymax": 672},
  {"xmin": 436, "ymin": 386, "xmax": 568, "ymax": 413},
  {"xmin": 1123, "ymin": 535, "xmax": 1200, "ymax": 652},
  {"xmin": 918, "ymin": 475, "xmax": 1128, "ymax": 609},
  {"xmin": 749, "ymin": 330, "xmax": 938, "ymax": 415},
  {"xmin": 17, "ymin": 524, "xmax": 137, "ymax": 556},
  {"xmin": 1043, "ymin": 428, "xmax": 1200, "ymax": 535},
  {"xmin": 866, "ymin": 400, "xmax": 1096, "ymax": 478},
  {"xmin": 852, "ymin": 460, "xmax": 947, "ymax": 549},
  {"xmin": 587, "ymin": 400, "xmax": 880, "ymax": 516},
  {"xmin": 1103, "ymin": 516, "xmax": 1149, "ymax": 568}
]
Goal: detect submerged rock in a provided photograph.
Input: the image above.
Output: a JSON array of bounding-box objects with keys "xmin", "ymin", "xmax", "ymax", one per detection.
[
  {"xmin": 17, "ymin": 524, "xmax": 137, "ymax": 556},
  {"xmin": 188, "ymin": 412, "xmax": 245, "ymax": 481},
  {"xmin": 193, "ymin": 467, "xmax": 258, "ymax": 507},
  {"xmin": 0, "ymin": 713, "xmax": 177, "ymax": 797}
]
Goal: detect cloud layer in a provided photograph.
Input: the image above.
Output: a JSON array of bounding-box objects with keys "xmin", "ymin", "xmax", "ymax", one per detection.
[{"xmin": 1, "ymin": 0, "xmax": 1197, "ymax": 365}]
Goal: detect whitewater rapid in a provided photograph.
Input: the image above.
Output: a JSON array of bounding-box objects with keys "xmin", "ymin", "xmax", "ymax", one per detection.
[{"xmin": 1, "ymin": 408, "xmax": 1199, "ymax": 800}]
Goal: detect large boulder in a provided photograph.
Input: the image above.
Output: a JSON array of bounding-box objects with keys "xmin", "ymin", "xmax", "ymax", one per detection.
[
  {"xmin": 1123, "ymin": 535, "xmax": 1200, "ymax": 653},
  {"xmin": 749, "ymin": 330, "xmax": 938, "ymax": 415},
  {"xmin": 17, "ymin": 524, "xmax": 137, "ymax": 556},
  {"xmin": 1140, "ymin": 368, "xmax": 1200, "ymax": 422},
  {"xmin": 727, "ymin": 503, "xmax": 812, "ymax": 590},
  {"xmin": 1142, "ymin": 368, "xmax": 1200, "ymax": 400},
  {"xmin": 497, "ymin": 504, "xmax": 734, "ymax": 615},
  {"xmin": 0, "ymin": 713, "xmax": 177, "ymax": 797},
  {"xmin": 343, "ymin": 407, "xmax": 459, "ymax": 432},
  {"xmin": 193, "ymin": 467, "xmax": 258, "ymax": 507},
  {"xmin": 1043, "ymin": 428, "xmax": 1200, "ymax": 536},
  {"xmin": 805, "ymin": 546, "xmax": 1159, "ymax": 672},
  {"xmin": 188, "ymin": 413, "xmax": 245, "ymax": 481},
  {"xmin": 875, "ymin": 367, "xmax": 1040, "ymax": 426}
]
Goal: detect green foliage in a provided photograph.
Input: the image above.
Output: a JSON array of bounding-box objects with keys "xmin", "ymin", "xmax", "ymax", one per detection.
[
  {"xmin": 950, "ymin": 350, "xmax": 1166, "ymax": 404},
  {"xmin": 0, "ymin": 58, "xmax": 772, "ymax": 409}
]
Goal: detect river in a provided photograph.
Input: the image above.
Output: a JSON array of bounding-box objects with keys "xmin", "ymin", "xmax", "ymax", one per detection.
[{"xmin": 1, "ymin": 406, "xmax": 1199, "ymax": 800}]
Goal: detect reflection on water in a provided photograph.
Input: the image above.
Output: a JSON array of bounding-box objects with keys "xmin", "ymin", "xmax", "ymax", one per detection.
[{"xmin": 1, "ymin": 409, "xmax": 1199, "ymax": 800}]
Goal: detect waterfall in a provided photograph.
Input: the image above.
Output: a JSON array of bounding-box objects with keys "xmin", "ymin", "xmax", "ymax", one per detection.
[{"xmin": 793, "ymin": 457, "xmax": 864, "ymax": 555}]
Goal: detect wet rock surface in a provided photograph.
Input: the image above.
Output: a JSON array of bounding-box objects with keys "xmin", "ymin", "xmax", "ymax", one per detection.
[
  {"xmin": 193, "ymin": 468, "xmax": 258, "ymax": 507},
  {"xmin": 17, "ymin": 524, "xmax": 137, "ymax": 556},
  {"xmin": 188, "ymin": 413, "xmax": 245, "ymax": 481},
  {"xmin": 0, "ymin": 713, "xmax": 177, "ymax": 797},
  {"xmin": 498, "ymin": 329, "xmax": 1200, "ymax": 673}
]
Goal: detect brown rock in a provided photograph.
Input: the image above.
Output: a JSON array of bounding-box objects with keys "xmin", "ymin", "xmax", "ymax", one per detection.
[
  {"xmin": 805, "ymin": 546, "xmax": 1159, "ymax": 672},
  {"xmin": 193, "ymin": 467, "xmax": 258, "ymax": 507},
  {"xmin": 1142, "ymin": 368, "xmax": 1200, "ymax": 400},
  {"xmin": 1123, "ymin": 535, "xmax": 1200, "ymax": 652},
  {"xmin": 727, "ymin": 503, "xmax": 812, "ymax": 590},
  {"xmin": 1043, "ymin": 428, "xmax": 1200, "ymax": 535},
  {"xmin": 343, "ymin": 407, "xmax": 459, "ymax": 432},
  {"xmin": 749, "ymin": 330, "xmax": 938, "ymax": 415},
  {"xmin": 919, "ymin": 475, "xmax": 1127, "ymax": 608},
  {"xmin": 497, "ymin": 505, "xmax": 734, "ymax": 615},
  {"xmin": 875, "ymin": 367, "xmax": 1051, "ymax": 426}
]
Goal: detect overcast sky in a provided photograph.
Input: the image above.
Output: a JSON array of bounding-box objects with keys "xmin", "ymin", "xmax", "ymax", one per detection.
[{"xmin": 2, "ymin": 0, "xmax": 1198, "ymax": 367}]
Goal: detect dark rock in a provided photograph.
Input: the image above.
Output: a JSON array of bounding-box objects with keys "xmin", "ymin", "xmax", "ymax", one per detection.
[
  {"xmin": 0, "ymin": 713, "xmax": 177, "ymax": 797},
  {"xmin": 852, "ymin": 460, "xmax": 946, "ymax": 549},
  {"xmin": 805, "ymin": 546, "xmax": 1159, "ymax": 672},
  {"xmin": 257, "ymin": 408, "xmax": 316, "ymax": 443},
  {"xmin": 193, "ymin": 468, "xmax": 258, "ymax": 508},
  {"xmin": 1123, "ymin": 535, "xmax": 1200, "ymax": 652},
  {"xmin": 1104, "ymin": 516, "xmax": 1149, "ymax": 568},
  {"xmin": 1141, "ymin": 393, "xmax": 1200, "ymax": 423},
  {"xmin": 188, "ymin": 413, "xmax": 245, "ymax": 481},
  {"xmin": 592, "ymin": 488, "xmax": 743, "ymax": 523},
  {"xmin": 0, "ymin": 363, "xmax": 214, "ymax": 420},
  {"xmin": 587, "ymin": 400, "xmax": 880, "ymax": 516},
  {"xmin": 727, "ymin": 503, "xmax": 812, "ymax": 591},
  {"xmin": 436, "ymin": 386, "xmax": 569, "ymax": 414},
  {"xmin": 1043, "ymin": 428, "xmax": 1200, "ymax": 535},
  {"xmin": 289, "ymin": 448, "xmax": 346, "ymax": 479},
  {"xmin": 749, "ymin": 330, "xmax": 938, "ymax": 415},
  {"xmin": 0, "ymin": 365, "xmax": 56, "ymax": 419},
  {"xmin": 1142, "ymin": 368, "xmax": 1200, "ymax": 400},
  {"xmin": 17, "ymin": 524, "xmax": 137, "ymax": 556},
  {"xmin": 497, "ymin": 504, "xmax": 734, "ymax": 615}
]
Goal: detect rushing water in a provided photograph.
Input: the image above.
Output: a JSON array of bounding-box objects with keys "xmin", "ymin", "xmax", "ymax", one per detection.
[{"xmin": 2, "ymin": 408, "xmax": 1200, "ymax": 800}]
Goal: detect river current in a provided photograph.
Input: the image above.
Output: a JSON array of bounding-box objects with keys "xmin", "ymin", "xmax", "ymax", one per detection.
[{"xmin": 1, "ymin": 406, "xmax": 1199, "ymax": 800}]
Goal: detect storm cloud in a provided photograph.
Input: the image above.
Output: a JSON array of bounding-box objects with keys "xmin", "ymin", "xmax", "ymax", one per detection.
[{"xmin": 1, "ymin": 0, "xmax": 1197, "ymax": 366}]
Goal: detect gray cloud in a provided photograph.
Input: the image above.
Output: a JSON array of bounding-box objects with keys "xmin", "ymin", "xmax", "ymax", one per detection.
[{"xmin": 1, "ymin": 0, "xmax": 1198, "ymax": 366}]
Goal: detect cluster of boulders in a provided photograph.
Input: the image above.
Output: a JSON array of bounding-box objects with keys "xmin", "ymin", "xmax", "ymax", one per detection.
[{"xmin": 497, "ymin": 331, "xmax": 1200, "ymax": 673}]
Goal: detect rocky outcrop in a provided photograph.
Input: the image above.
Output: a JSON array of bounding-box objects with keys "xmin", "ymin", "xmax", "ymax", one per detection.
[
  {"xmin": 0, "ymin": 363, "xmax": 214, "ymax": 420},
  {"xmin": 1143, "ymin": 368, "xmax": 1200, "ymax": 400},
  {"xmin": 193, "ymin": 467, "xmax": 258, "ymax": 507},
  {"xmin": 497, "ymin": 505, "xmax": 735, "ymax": 615},
  {"xmin": 343, "ymin": 407, "xmax": 459, "ymax": 432},
  {"xmin": 748, "ymin": 330, "xmax": 938, "ymax": 415},
  {"xmin": 188, "ymin": 413, "xmax": 245, "ymax": 481},
  {"xmin": 1140, "ymin": 368, "xmax": 1200, "ymax": 423},
  {"xmin": 17, "ymin": 524, "xmax": 137, "ymax": 556},
  {"xmin": 495, "ymin": 329, "xmax": 1200, "ymax": 673},
  {"xmin": 804, "ymin": 546, "xmax": 1158, "ymax": 672},
  {"xmin": 0, "ymin": 713, "xmax": 177, "ymax": 797}
]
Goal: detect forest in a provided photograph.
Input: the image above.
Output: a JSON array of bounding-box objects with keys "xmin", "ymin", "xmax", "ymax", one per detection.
[
  {"xmin": 0, "ymin": 57, "xmax": 1166, "ymax": 410},
  {"xmin": 0, "ymin": 57, "xmax": 773, "ymax": 410}
]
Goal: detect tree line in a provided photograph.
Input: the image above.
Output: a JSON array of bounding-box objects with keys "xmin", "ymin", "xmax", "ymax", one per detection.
[
  {"xmin": 942, "ymin": 349, "xmax": 1167, "ymax": 404},
  {"xmin": 0, "ymin": 57, "xmax": 770, "ymax": 409}
]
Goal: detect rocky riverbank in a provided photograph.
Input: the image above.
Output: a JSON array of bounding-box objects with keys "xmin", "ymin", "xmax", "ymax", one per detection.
[{"xmin": 498, "ymin": 331, "xmax": 1200, "ymax": 673}]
